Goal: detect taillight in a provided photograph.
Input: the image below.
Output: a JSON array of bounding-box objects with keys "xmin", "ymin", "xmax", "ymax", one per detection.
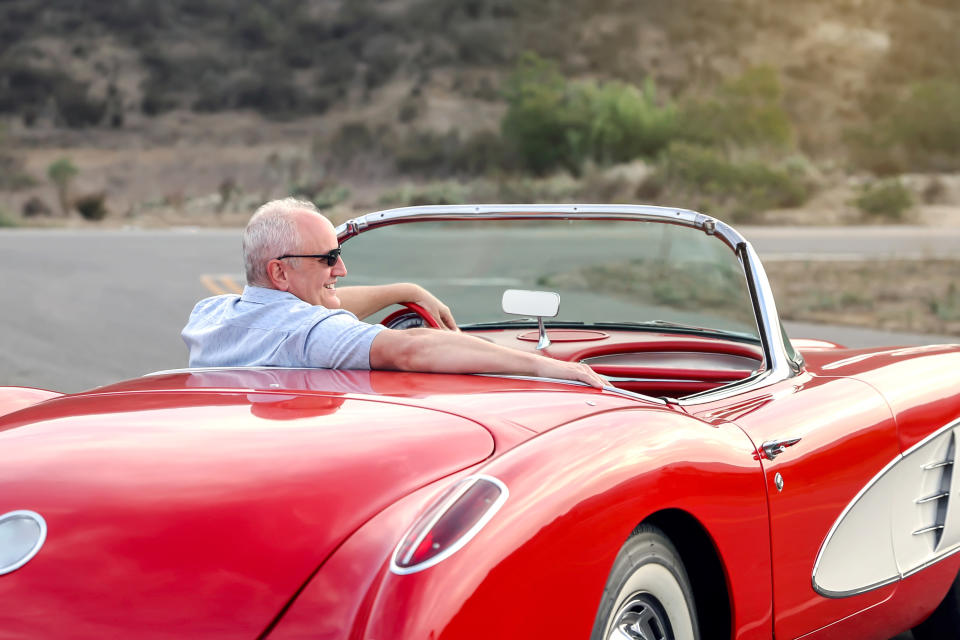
[{"xmin": 391, "ymin": 475, "xmax": 508, "ymax": 574}]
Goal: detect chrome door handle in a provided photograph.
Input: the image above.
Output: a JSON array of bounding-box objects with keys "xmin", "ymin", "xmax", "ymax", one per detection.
[{"xmin": 761, "ymin": 437, "xmax": 802, "ymax": 460}]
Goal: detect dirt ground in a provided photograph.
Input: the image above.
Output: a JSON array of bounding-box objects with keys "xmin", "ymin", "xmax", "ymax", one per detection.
[{"xmin": 766, "ymin": 259, "xmax": 960, "ymax": 337}]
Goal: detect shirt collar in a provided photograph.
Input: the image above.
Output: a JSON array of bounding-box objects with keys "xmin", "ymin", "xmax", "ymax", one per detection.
[{"xmin": 241, "ymin": 285, "xmax": 301, "ymax": 304}]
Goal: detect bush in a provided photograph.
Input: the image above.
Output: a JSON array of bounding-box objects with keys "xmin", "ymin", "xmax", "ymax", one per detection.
[
  {"xmin": 379, "ymin": 181, "xmax": 468, "ymax": 207},
  {"xmin": 847, "ymin": 79, "xmax": 960, "ymax": 173},
  {"xmin": 291, "ymin": 180, "xmax": 351, "ymax": 210},
  {"xmin": 855, "ymin": 179, "xmax": 913, "ymax": 221},
  {"xmin": 677, "ymin": 66, "xmax": 795, "ymax": 150},
  {"xmin": 656, "ymin": 142, "xmax": 810, "ymax": 219},
  {"xmin": 585, "ymin": 78, "xmax": 679, "ymax": 163},
  {"xmin": 0, "ymin": 209, "xmax": 17, "ymax": 228},
  {"xmin": 501, "ymin": 53, "xmax": 587, "ymax": 174},
  {"xmin": 327, "ymin": 122, "xmax": 383, "ymax": 161},
  {"xmin": 501, "ymin": 53, "xmax": 678, "ymax": 175},
  {"xmin": 22, "ymin": 196, "xmax": 52, "ymax": 217},
  {"xmin": 0, "ymin": 61, "xmax": 104, "ymax": 127},
  {"xmin": 393, "ymin": 130, "xmax": 463, "ymax": 175},
  {"xmin": 0, "ymin": 154, "xmax": 36, "ymax": 189},
  {"xmin": 74, "ymin": 193, "xmax": 109, "ymax": 221},
  {"xmin": 47, "ymin": 157, "xmax": 78, "ymax": 215},
  {"xmin": 57, "ymin": 91, "xmax": 106, "ymax": 128}
]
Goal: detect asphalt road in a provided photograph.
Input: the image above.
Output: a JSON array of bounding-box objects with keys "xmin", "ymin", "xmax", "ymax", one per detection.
[{"xmin": 0, "ymin": 224, "xmax": 957, "ymax": 393}]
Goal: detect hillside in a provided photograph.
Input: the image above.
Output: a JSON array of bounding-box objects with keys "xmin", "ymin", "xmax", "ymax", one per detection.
[{"xmin": 2, "ymin": 0, "xmax": 960, "ymax": 226}]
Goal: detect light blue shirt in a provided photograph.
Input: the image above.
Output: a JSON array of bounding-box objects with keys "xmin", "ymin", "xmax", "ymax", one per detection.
[{"xmin": 181, "ymin": 286, "xmax": 384, "ymax": 369}]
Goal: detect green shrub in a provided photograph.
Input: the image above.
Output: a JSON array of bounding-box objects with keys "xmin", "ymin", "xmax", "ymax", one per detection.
[
  {"xmin": 501, "ymin": 53, "xmax": 588, "ymax": 174},
  {"xmin": 0, "ymin": 209, "xmax": 17, "ymax": 228},
  {"xmin": 0, "ymin": 152, "xmax": 36, "ymax": 190},
  {"xmin": 393, "ymin": 130, "xmax": 463, "ymax": 175},
  {"xmin": 379, "ymin": 181, "xmax": 468, "ymax": 207},
  {"xmin": 47, "ymin": 157, "xmax": 78, "ymax": 215},
  {"xmin": 0, "ymin": 61, "xmax": 104, "ymax": 127},
  {"xmin": 392, "ymin": 129, "xmax": 509, "ymax": 177},
  {"xmin": 22, "ymin": 196, "xmax": 52, "ymax": 217},
  {"xmin": 291, "ymin": 180, "xmax": 351, "ymax": 210},
  {"xmin": 74, "ymin": 193, "xmax": 109, "ymax": 221},
  {"xmin": 842, "ymin": 126, "xmax": 903, "ymax": 176},
  {"xmin": 678, "ymin": 66, "xmax": 795, "ymax": 150},
  {"xmin": 454, "ymin": 130, "xmax": 511, "ymax": 175},
  {"xmin": 887, "ymin": 80, "xmax": 960, "ymax": 171},
  {"xmin": 501, "ymin": 53, "xmax": 678, "ymax": 175},
  {"xmin": 656, "ymin": 142, "xmax": 810, "ymax": 219},
  {"xmin": 585, "ymin": 78, "xmax": 679, "ymax": 163},
  {"xmin": 327, "ymin": 122, "xmax": 384, "ymax": 161},
  {"xmin": 57, "ymin": 91, "xmax": 106, "ymax": 128},
  {"xmin": 855, "ymin": 179, "xmax": 913, "ymax": 220},
  {"xmin": 847, "ymin": 79, "xmax": 960, "ymax": 173}
]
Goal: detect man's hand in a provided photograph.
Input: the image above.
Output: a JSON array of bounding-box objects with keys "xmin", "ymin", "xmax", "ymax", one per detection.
[
  {"xmin": 337, "ymin": 283, "xmax": 458, "ymax": 330},
  {"xmin": 408, "ymin": 285, "xmax": 458, "ymax": 331},
  {"xmin": 533, "ymin": 358, "xmax": 608, "ymax": 389}
]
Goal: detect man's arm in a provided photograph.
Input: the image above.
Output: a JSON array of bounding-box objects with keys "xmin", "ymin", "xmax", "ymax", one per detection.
[
  {"xmin": 369, "ymin": 328, "xmax": 607, "ymax": 388},
  {"xmin": 337, "ymin": 283, "xmax": 457, "ymax": 330}
]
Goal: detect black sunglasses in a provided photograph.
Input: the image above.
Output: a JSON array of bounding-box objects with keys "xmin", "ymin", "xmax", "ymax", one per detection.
[{"xmin": 276, "ymin": 247, "xmax": 342, "ymax": 267}]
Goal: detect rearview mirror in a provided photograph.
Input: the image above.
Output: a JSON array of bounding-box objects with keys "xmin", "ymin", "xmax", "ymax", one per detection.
[
  {"xmin": 501, "ymin": 289, "xmax": 560, "ymax": 318},
  {"xmin": 501, "ymin": 290, "xmax": 560, "ymax": 350}
]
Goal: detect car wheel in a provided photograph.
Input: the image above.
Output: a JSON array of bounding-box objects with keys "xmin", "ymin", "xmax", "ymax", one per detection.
[
  {"xmin": 912, "ymin": 570, "xmax": 960, "ymax": 640},
  {"xmin": 591, "ymin": 524, "xmax": 700, "ymax": 640}
]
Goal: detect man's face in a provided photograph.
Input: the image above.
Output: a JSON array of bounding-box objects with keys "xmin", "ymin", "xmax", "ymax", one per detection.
[{"xmin": 281, "ymin": 211, "xmax": 348, "ymax": 308}]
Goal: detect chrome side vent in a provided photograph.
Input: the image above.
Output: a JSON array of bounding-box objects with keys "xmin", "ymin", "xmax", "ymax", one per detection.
[{"xmin": 913, "ymin": 434, "xmax": 955, "ymax": 549}]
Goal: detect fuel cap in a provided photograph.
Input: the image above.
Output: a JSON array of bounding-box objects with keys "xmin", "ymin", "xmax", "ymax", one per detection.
[{"xmin": 0, "ymin": 510, "xmax": 47, "ymax": 575}]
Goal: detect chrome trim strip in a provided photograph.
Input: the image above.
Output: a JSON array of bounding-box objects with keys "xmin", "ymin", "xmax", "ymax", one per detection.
[
  {"xmin": 924, "ymin": 460, "xmax": 954, "ymax": 470},
  {"xmin": 390, "ymin": 474, "xmax": 509, "ymax": 575},
  {"xmin": 335, "ymin": 205, "xmax": 799, "ymax": 405},
  {"xmin": 902, "ymin": 543, "xmax": 960, "ymax": 580},
  {"xmin": 812, "ymin": 416, "xmax": 960, "ymax": 598},
  {"xmin": 913, "ymin": 525, "xmax": 945, "ymax": 535},
  {"xmin": 399, "ymin": 480, "xmax": 474, "ymax": 567},
  {"xmin": 0, "ymin": 510, "xmax": 47, "ymax": 576},
  {"xmin": 915, "ymin": 491, "xmax": 951, "ymax": 505},
  {"xmin": 813, "ymin": 575, "xmax": 901, "ymax": 599},
  {"xmin": 336, "ymin": 204, "xmax": 745, "ymax": 248},
  {"xmin": 599, "ymin": 375, "xmax": 718, "ymax": 384},
  {"xmin": 477, "ymin": 375, "xmax": 668, "ymax": 405},
  {"xmin": 144, "ymin": 369, "xmax": 667, "ymax": 404}
]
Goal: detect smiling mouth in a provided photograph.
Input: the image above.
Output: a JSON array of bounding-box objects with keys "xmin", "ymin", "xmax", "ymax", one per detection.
[{"xmin": 324, "ymin": 283, "xmax": 336, "ymax": 290}]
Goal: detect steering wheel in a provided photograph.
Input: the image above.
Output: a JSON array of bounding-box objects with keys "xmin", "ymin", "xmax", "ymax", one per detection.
[{"xmin": 381, "ymin": 302, "xmax": 442, "ymax": 330}]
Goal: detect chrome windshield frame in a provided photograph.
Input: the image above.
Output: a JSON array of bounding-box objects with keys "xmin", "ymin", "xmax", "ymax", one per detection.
[{"xmin": 336, "ymin": 204, "xmax": 802, "ymax": 403}]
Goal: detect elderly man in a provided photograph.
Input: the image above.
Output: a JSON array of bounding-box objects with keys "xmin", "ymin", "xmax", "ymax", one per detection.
[{"xmin": 182, "ymin": 198, "xmax": 605, "ymax": 388}]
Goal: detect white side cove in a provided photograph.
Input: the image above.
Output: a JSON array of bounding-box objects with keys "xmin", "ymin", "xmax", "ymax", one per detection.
[{"xmin": 813, "ymin": 419, "xmax": 960, "ymax": 597}]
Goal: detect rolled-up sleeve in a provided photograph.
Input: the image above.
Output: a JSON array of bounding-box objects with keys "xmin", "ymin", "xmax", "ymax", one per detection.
[{"xmin": 300, "ymin": 312, "xmax": 385, "ymax": 369}]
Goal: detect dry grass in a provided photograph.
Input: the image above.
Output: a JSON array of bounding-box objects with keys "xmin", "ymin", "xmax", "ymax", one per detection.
[{"xmin": 766, "ymin": 259, "xmax": 960, "ymax": 336}]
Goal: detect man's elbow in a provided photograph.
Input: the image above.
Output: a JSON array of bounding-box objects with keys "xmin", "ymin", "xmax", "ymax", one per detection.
[{"xmin": 369, "ymin": 329, "xmax": 434, "ymax": 371}]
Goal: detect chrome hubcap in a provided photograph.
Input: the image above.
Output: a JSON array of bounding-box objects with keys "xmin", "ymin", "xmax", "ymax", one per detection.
[{"xmin": 608, "ymin": 593, "xmax": 673, "ymax": 640}]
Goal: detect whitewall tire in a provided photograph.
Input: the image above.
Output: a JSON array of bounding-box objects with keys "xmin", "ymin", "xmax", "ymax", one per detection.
[{"xmin": 592, "ymin": 524, "xmax": 699, "ymax": 640}]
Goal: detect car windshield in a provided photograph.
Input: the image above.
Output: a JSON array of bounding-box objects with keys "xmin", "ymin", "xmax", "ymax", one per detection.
[{"xmin": 342, "ymin": 218, "xmax": 760, "ymax": 341}]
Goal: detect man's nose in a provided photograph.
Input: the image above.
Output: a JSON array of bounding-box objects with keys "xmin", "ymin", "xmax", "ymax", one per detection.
[{"xmin": 333, "ymin": 257, "xmax": 347, "ymax": 277}]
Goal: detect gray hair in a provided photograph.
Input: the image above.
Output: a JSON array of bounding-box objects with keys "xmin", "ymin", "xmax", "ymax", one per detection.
[{"xmin": 242, "ymin": 197, "xmax": 321, "ymax": 286}]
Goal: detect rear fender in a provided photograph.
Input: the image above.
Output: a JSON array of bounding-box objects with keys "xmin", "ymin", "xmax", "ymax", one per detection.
[
  {"xmin": 0, "ymin": 387, "xmax": 62, "ymax": 419},
  {"xmin": 364, "ymin": 407, "xmax": 773, "ymax": 640}
]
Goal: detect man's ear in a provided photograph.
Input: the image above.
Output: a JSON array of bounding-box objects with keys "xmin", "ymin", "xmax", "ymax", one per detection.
[{"xmin": 266, "ymin": 259, "xmax": 291, "ymax": 291}]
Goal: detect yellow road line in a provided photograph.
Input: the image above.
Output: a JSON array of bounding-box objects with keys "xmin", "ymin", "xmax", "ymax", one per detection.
[
  {"xmin": 200, "ymin": 274, "xmax": 229, "ymax": 296},
  {"xmin": 221, "ymin": 275, "xmax": 243, "ymax": 294}
]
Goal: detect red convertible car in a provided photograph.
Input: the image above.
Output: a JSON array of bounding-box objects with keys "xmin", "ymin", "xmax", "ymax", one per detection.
[{"xmin": 1, "ymin": 205, "xmax": 959, "ymax": 640}]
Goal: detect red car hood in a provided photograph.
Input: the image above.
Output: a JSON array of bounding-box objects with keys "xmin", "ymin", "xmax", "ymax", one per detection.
[{"xmin": 0, "ymin": 385, "xmax": 494, "ymax": 638}]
